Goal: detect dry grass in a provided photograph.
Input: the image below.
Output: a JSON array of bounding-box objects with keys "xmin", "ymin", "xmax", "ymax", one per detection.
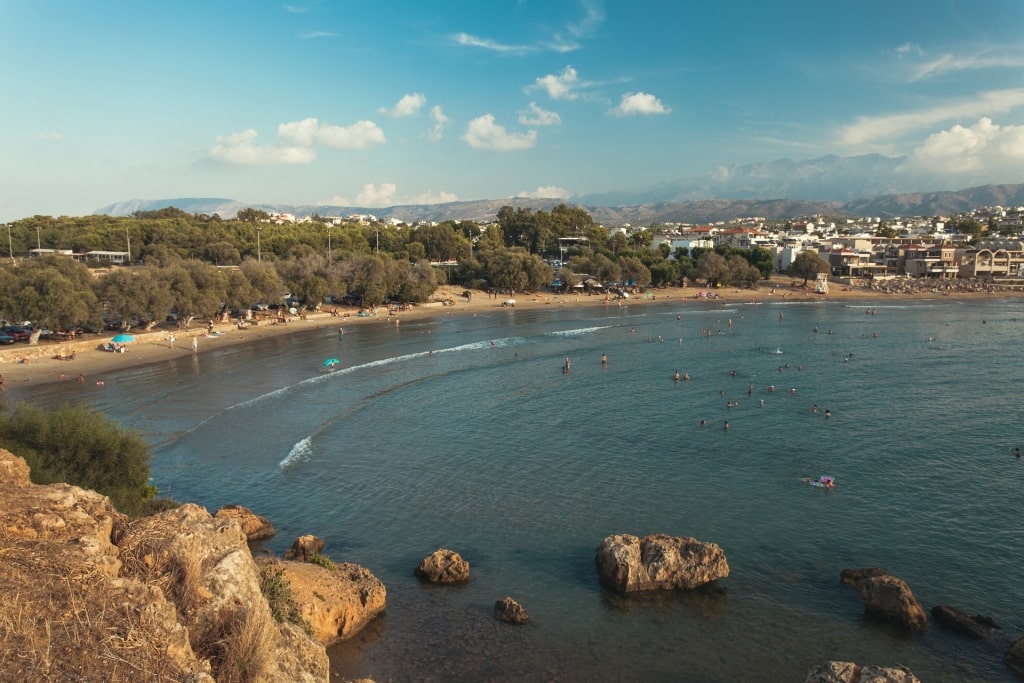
[
  {"xmin": 0, "ymin": 526, "xmax": 183, "ymax": 681},
  {"xmin": 197, "ymin": 604, "xmax": 274, "ymax": 683}
]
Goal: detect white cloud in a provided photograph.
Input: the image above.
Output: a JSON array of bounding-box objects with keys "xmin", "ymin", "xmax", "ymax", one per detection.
[
  {"xmin": 610, "ymin": 92, "xmax": 671, "ymax": 116},
  {"xmin": 38, "ymin": 132, "xmax": 65, "ymax": 142},
  {"xmin": 838, "ymin": 88, "xmax": 1024, "ymax": 147},
  {"xmin": 278, "ymin": 118, "xmax": 386, "ymax": 149},
  {"xmin": 545, "ymin": 0, "xmax": 605, "ymax": 53},
  {"xmin": 517, "ymin": 186, "xmax": 569, "ymax": 199},
  {"xmin": 379, "ymin": 93, "xmax": 426, "ymax": 118},
  {"xmin": 911, "ymin": 47, "xmax": 1024, "ymax": 81},
  {"xmin": 405, "ymin": 190, "xmax": 458, "ymax": 204},
  {"xmin": 909, "ymin": 117, "xmax": 1024, "ymax": 174},
  {"xmin": 356, "ymin": 183, "xmax": 397, "ymax": 207},
  {"xmin": 301, "ymin": 31, "xmax": 337, "ymax": 39},
  {"xmin": 451, "ymin": 32, "xmax": 529, "ymax": 54},
  {"xmin": 519, "ymin": 102, "xmax": 561, "ymax": 126},
  {"xmin": 461, "ymin": 114, "xmax": 537, "ymax": 151},
  {"xmin": 209, "ymin": 129, "xmax": 316, "ymax": 166},
  {"xmin": 530, "ymin": 66, "xmax": 580, "ymax": 100},
  {"xmin": 428, "ymin": 105, "xmax": 450, "ymax": 141}
]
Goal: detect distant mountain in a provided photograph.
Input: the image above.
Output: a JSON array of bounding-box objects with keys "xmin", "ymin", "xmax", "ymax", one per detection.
[{"xmin": 96, "ymin": 184, "xmax": 1024, "ymax": 227}]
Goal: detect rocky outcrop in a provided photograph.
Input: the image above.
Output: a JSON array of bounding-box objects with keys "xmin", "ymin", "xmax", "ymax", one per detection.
[
  {"xmin": 1005, "ymin": 635, "xmax": 1024, "ymax": 677},
  {"xmin": 214, "ymin": 503, "xmax": 276, "ymax": 541},
  {"xmin": 415, "ymin": 548, "xmax": 471, "ymax": 583},
  {"xmin": 0, "ymin": 448, "xmax": 338, "ymax": 682},
  {"xmin": 595, "ymin": 533, "xmax": 729, "ymax": 594},
  {"xmin": 841, "ymin": 568, "xmax": 927, "ymax": 632},
  {"xmin": 270, "ymin": 558, "xmax": 387, "ymax": 646},
  {"xmin": 804, "ymin": 661, "xmax": 921, "ymax": 682},
  {"xmin": 285, "ymin": 533, "xmax": 326, "ymax": 560},
  {"xmin": 931, "ymin": 604, "xmax": 999, "ymax": 639},
  {"xmin": 495, "ymin": 596, "xmax": 530, "ymax": 624}
]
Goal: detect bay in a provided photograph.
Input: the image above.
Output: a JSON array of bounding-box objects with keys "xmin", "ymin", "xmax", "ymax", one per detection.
[{"xmin": 18, "ymin": 297, "xmax": 1024, "ymax": 682}]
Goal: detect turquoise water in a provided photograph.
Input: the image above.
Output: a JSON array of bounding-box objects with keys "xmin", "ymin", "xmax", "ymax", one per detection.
[{"xmin": 16, "ymin": 298, "xmax": 1024, "ymax": 681}]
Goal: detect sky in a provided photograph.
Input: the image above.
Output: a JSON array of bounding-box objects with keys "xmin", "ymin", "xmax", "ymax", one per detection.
[{"xmin": 2, "ymin": 0, "xmax": 1024, "ymax": 221}]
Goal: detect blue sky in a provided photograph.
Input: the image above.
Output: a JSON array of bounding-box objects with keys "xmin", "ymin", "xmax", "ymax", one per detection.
[{"xmin": 2, "ymin": 0, "xmax": 1024, "ymax": 220}]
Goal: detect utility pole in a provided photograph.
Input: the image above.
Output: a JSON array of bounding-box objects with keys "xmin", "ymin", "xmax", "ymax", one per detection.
[
  {"xmin": 257, "ymin": 227, "xmax": 262, "ymax": 262},
  {"xmin": 6, "ymin": 225, "xmax": 13, "ymax": 264},
  {"xmin": 327, "ymin": 226, "xmax": 332, "ymax": 264},
  {"xmin": 36, "ymin": 225, "xmax": 41, "ymax": 251},
  {"xmin": 126, "ymin": 228, "xmax": 131, "ymax": 263}
]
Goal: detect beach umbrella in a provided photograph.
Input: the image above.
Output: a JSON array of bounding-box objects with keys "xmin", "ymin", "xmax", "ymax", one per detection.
[
  {"xmin": 323, "ymin": 358, "xmax": 340, "ymax": 367},
  {"xmin": 111, "ymin": 333, "xmax": 135, "ymax": 343}
]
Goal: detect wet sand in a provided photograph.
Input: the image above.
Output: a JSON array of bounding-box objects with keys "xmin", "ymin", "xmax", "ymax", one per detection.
[{"xmin": 0, "ymin": 278, "xmax": 1013, "ymax": 390}]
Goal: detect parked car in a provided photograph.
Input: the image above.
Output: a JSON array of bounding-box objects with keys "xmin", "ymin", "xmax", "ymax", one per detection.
[
  {"xmin": 1, "ymin": 325, "xmax": 31, "ymax": 342},
  {"xmin": 0, "ymin": 331, "xmax": 15, "ymax": 345}
]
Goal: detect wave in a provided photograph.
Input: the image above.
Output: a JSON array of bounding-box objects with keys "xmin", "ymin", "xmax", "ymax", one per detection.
[
  {"xmin": 279, "ymin": 436, "xmax": 313, "ymax": 469},
  {"xmin": 545, "ymin": 325, "xmax": 613, "ymax": 338}
]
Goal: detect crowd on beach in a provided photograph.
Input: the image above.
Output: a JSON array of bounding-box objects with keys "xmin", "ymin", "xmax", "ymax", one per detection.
[{"xmin": 864, "ymin": 276, "xmax": 1009, "ymax": 295}]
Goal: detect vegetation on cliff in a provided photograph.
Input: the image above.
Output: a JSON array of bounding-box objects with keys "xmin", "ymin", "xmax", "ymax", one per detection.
[{"xmin": 0, "ymin": 402, "xmax": 161, "ymax": 516}]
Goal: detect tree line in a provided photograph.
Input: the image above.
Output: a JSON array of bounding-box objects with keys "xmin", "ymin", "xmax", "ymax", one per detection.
[{"xmin": 2, "ymin": 205, "xmax": 792, "ymax": 333}]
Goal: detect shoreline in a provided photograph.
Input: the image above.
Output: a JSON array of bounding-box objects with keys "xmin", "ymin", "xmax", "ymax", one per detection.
[{"xmin": 1, "ymin": 279, "xmax": 1019, "ymax": 391}]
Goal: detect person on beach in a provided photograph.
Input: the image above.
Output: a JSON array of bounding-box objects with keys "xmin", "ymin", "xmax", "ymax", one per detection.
[
  {"xmin": 0, "ymin": 374, "xmax": 4, "ymax": 391},
  {"xmin": 191, "ymin": 337, "xmax": 198, "ymax": 356},
  {"xmin": 169, "ymin": 333, "xmax": 175, "ymax": 349}
]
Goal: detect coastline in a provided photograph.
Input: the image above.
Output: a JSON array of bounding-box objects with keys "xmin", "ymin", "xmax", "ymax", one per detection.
[{"xmin": 0, "ymin": 278, "xmax": 1017, "ymax": 390}]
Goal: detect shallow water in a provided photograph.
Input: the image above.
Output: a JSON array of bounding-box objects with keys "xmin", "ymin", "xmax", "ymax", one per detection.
[{"xmin": 18, "ymin": 297, "xmax": 1024, "ymax": 681}]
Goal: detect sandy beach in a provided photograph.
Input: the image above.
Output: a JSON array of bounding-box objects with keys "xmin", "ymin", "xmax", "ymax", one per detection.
[{"xmin": 0, "ymin": 278, "xmax": 1015, "ymax": 390}]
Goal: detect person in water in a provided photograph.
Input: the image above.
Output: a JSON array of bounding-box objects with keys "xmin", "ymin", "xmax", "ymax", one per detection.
[
  {"xmin": 723, "ymin": 420, "xmax": 729, "ymax": 430},
  {"xmin": 600, "ymin": 353, "xmax": 608, "ymax": 366},
  {"xmin": 673, "ymin": 370, "xmax": 681, "ymax": 381}
]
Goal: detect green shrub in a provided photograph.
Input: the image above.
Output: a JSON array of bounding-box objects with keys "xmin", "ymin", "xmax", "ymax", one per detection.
[
  {"xmin": 306, "ymin": 553, "xmax": 336, "ymax": 571},
  {"xmin": 258, "ymin": 565, "xmax": 310, "ymax": 633},
  {"xmin": 0, "ymin": 402, "xmax": 155, "ymax": 515}
]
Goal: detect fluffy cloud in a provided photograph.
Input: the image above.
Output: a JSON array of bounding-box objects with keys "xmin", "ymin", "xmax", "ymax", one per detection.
[
  {"xmin": 429, "ymin": 105, "xmax": 450, "ymax": 142},
  {"xmin": 461, "ymin": 114, "xmax": 537, "ymax": 151},
  {"xmin": 405, "ymin": 190, "xmax": 458, "ymax": 204},
  {"xmin": 530, "ymin": 66, "xmax": 580, "ymax": 100},
  {"xmin": 838, "ymin": 88, "xmax": 1024, "ymax": 147},
  {"xmin": 519, "ymin": 102, "xmax": 561, "ymax": 126},
  {"xmin": 278, "ymin": 118, "xmax": 386, "ymax": 150},
  {"xmin": 609, "ymin": 92, "xmax": 671, "ymax": 117},
  {"xmin": 356, "ymin": 183, "xmax": 397, "ymax": 207},
  {"xmin": 910, "ymin": 117, "xmax": 1024, "ymax": 174},
  {"xmin": 379, "ymin": 93, "xmax": 426, "ymax": 118},
  {"xmin": 209, "ymin": 129, "xmax": 316, "ymax": 166},
  {"xmin": 517, "ymin": 186, "xmax": 569, "ymax": 199}
]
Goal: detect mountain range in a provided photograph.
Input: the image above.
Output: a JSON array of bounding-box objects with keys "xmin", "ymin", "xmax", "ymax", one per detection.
[{"xmin": 96, "ymin": 154, "xmax": 1024, "ymax": 226}]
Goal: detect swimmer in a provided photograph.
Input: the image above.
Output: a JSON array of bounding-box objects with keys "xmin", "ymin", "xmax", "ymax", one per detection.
[
  {"xmin": 812, "ymin": 404, "xmax": 819, "ymax": 413},
  {"xmin": 723, "ymin": 420, "xmax": 729, "ymax": 431},
  {"xmin": 601, "ymin": 353, "xmax": 608, "ymax": 365},
  {"xmin": 673, "ymin": 370, "xmax": 681, "ymax": 381},
  {"xmin": 824, "ymin": 409, "xmax": 831, "ymax": 418},
  {"xmin": 700, "ymin": 420, "xmax": 707, "ymax": 427},
  {"xmin": 758, "ymin": 399, "xmax": 764, "ymax": 408},
  {"xmin": 1015, "ymin": 447, "xmax": 1021, "ymax": 458},
  {"xmin": 683, "ymin": 373, "xmax": 690, "ymax": 382}
]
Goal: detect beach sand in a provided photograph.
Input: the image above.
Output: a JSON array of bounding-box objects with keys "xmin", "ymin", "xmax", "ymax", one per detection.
[{"xmin": 0, "ymin": 278, "xmax": 1009, "ymax": 390}]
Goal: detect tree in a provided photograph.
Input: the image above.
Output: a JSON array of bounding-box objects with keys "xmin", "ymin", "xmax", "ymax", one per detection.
[
  {"xmin": 0, "ymin": 257, "xmax": 100, "ymax": 336},
  {"xmin": 787, "ymin": 250, "xmax": 830, "ymax": 285},
  {"xmin": 236, "ymin": 208, "xmax": 270, "ymax": 223},
  {"xmin": 96, "ymin": 267, "xmax": 172, "ymax": 330},
  {"xmin": 0, "ymin": 403, "xmax": 155, "ymax": 515},
  {"xmin": 696, "ymin": 251, "xmax": 729, "ymax": 287}
]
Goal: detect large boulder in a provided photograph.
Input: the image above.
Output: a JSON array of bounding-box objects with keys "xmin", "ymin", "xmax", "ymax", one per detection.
[
  {"xmin": 804, "ymin": 661, "xmax": 920, "ymax": 682},
  {"xmin": 931, "ymin": 604, "xmax": 998, "ymax": 639},
  {"xmin": 494, "ymin": 596, "xmax": 530, "ymax": 624},
  {"xmin": 1005, "ymin": 634, "xmax": 1024, "ymax": 677},
  {"xmin": 415, "ymin": 548, "xmax": 471, "ymax": 583},
  {"xmin": 853, "ymin": 574, "xmax": 928, "ymax": 632},
  {"xmin": 285, "ymin": 534, "xmax": 326, "ymax": 561},
  {"xmin": 0, "ymin": 449, "xmax": 213, "ymax": 682},
  {"xmin": 214, "ymin": 503, "xmax": 276, "ymax": 541},
  {"xmin": 117, "ymin": 503, "xmax": 329, "ymax": 682},
  {"xmin": 595, "ymin": 533, "xmax": 729, "ymax": 593},
  {"xmin": 839, "ymin": 567, "xmax": 887, "ymax": 587},
  {"xmin": 271, "ymin": 558, "xmax": 387, "ymax": 646}
]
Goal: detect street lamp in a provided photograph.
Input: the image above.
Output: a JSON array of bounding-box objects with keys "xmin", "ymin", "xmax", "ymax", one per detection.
[
  {"xmin": 36, "ymin": 225, "xmax": 41, "ymax": 252},
  {"xmin": 257, "ymin": 226, "xmax": 262, "ymax": 262}
]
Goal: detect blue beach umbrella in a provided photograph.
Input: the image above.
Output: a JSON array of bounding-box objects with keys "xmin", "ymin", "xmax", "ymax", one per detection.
[{"xmin": 111, "ymin": 333, "xmax": 135, "ymax": 343}]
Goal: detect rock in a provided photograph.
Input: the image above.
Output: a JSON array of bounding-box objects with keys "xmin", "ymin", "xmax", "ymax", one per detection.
[
  {"xmin": 595, "ymin": 533, "xmax": 729, "ymax": 594},
  {"xmin": 1005, "ymin": 634, "xmax": 1024, "ymax": 677},
  {"xmin": 285, "ymin": 534, "xmax": 326, "ymax": 561},
  {"xmin": 855, "ymin": 575, "xmax": 928, "ymax": 632},
  {"xmin": 214, "ymin": 503, "xmax": 276, "ymax": 541},
  {"xmin": 931, "ymin": 604, "xmax": 998, "ymax": 639},
  {"xmin": 0, "ymin": 447, "xmax": 32, "ymax": 486},
  {"xmin": 804, "ymin": 661, "xmax": 921, "ymax": 682},
  {"xmin": 415, "ymin": 548, "xmax": 471, "ymax": 583},
  {"xmin": 271, "ymin": 558, "xmax": 387, "ymax": 646},
  {"xmin": 495, "ymin": 596, "xmax": 530, "ymax": 624},
  {"xmin": 839, "ymin": 566, "xmax": 888, "ymax": 587}
]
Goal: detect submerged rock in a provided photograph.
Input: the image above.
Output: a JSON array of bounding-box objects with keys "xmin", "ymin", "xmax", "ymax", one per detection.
[
  {"xmin": 595, "ymin": 533, "xmax": 729, "ymax": 594},
  {"xmin": 931, "ymin": 604, "xmax": 998, "ymax": 639},
  {"xmin": 495, "ymin": 596, "xmax": 530, "ymax": 624},
  {"xmin": 804, "ymin": 661, "xmax": 920, "ymax": 682}
]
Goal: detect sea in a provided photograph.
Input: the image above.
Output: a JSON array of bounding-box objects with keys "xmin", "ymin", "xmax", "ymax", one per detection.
[{"xmin": 13, "ymin": 296, "xmax": 1024, "ymax": 682}]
